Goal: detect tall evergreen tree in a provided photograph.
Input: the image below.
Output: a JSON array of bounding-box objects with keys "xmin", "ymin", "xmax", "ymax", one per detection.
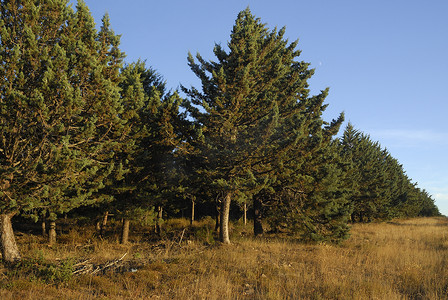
[
  {"xmin": 39, "ymin": 8, "xmax": 128, "ymax": 244},
  {"xmin": 106, "ymin": 60, "xmax": 184, "ymax": 242},
  {"xmin": 0, "ymin": 0, "xmax": 124, "ymax": 261},
  {"xmin": 339, "ymin": 124, "xmax": 388, "ymax": 222},
  {"xmin": 183, "ymin": 8, "xmax": 343, "ymax": 243},
  {"xmin": 417, "ymin": 189, "xmax": 440, "ymax": 217},
  {"xmin": 253, "ymin": 84, "xmax": 345, "ymax": 238},
  {"xmin": 339, "ymin": 123, "xmax": 440, "ymax": 222},
  {"xmin": 266, "ymin": 136, "xmax": 351, "ymax": 243}
]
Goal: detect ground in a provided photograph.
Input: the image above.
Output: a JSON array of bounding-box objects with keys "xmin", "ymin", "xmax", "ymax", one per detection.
[{"xmin": 1, "ymin": 217, "xmax": 447, "ymax": 299}]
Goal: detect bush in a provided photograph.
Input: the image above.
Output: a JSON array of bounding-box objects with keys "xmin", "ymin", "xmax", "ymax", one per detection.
[
  {"xmin": 193, "ymin": 226, "xmax": 215, "ymax": 245},
  {"xmin": 8, "ymin": 258, "xmax": 74, "ymax": 284}
]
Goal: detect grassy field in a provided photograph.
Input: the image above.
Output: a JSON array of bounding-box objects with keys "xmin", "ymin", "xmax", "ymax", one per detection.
[{"xmin": 1, "ymin": 217, "xmax": 448, "ymax": 299}]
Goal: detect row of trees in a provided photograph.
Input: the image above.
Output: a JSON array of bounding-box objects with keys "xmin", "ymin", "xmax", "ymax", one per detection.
[
  {"xmin": 0, "ymin": 1, "xmax": 439, "ymax": 263},
  {"xmin": 0, "ymin": 0, "xmax": 183, "ymax": 262},
  {"xmin": 265, "ymin": 123, "xmax": 439, "ymax": 242}
]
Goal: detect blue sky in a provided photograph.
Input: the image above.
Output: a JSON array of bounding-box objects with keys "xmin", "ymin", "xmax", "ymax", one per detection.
[{"xmin": 74, "ymin": 0, "xmax": 448, "ymax": 215}]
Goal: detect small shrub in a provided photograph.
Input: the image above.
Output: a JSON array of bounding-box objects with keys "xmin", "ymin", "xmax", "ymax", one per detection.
[
  {"xmin": 8, "ymin": 258, "xmax": 74, "ymax": 285},
  {"xmin": 194, "ymin": 226, "xmax": 215, "ymax": 245}
]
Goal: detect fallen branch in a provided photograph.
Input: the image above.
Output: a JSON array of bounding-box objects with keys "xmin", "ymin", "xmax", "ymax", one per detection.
[
  {"xmin": 178, "ymin": 228, "xmax": 186, "ymax": 246},
  {"xmin": 91, "ymin": 252, "xmax": 127, "ymax": 275},
  {"xmin": 72, "ymin": 253, "xmax": 128, "ymax": 275}
]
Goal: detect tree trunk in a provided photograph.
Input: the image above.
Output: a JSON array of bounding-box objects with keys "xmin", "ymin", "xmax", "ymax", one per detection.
[
  {"xmin": 215, "ymin": 208, "xmax": 220, "ymax": 232},
  {"xmin": 41, "ymin": 216, "xmax": 47, "ymax": 237},
  {"xmin": 100, "ymin": 211, "xmax": 109, "ymax": 237},
  {"xmin": 121, "ymin": 219, "xmax": 130, "ymax": 244},
  {"xmin": 243, "ymin": 201, "xmax": 247, "ymax": 226},
  {"xmin": 219, "ymin": 192, "xmax": 232, "ymax": 244},
  {"xmin": 253, "ymin": 196, "xmax": 264, "ymax": 236},
  {"xmin": 0, "ymin": 213, "xmax": 21, "ymax": 263},
  {"xmin": 155, "ymin": 206, "xmax": 163, "ymax": 235},
  {"xmin": 49, "ymin": 221, "xmax": 56, "ymax": 245},
  {"xmin": 215, "ymin": 201, "xmax": 221, "ymax": 232},
  {"xmin": 190, "ymin": 200, "xmax": 195, "ymax": 226}
]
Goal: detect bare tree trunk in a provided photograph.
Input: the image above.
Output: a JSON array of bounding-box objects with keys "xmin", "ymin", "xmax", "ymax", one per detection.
[
  {"xmin": 215, "ymin": 195, "xmax": 221, "ymax": 232},
  {"xmin": 100, "ymin": 211, "xmax": 108, "ymax": 237},
  {"xmin": 49, "ymin": 221, "xmax": 56, "ymax": 245},
  {"xmin": 41, "ymin": 216, "xmax": 47, "ymax": 237},
  {"xmin": 215, "ymin": 208, "xmax": 220, "ymax": 232},
  {"xmin": 219, "ymin": 192, "xmax": 232, "ymax": 244},
  {"xmin": 190, "ymin": 200, "xmax": 195, "ymax": 226},
  {"xmin": 243, "ymin": 201, "xmax": 247, "ymax": 226},
  {"xmin": 253, "ymin": 197, "xmax": 263, "ymax": 236},
  {"xmin": 155, "ymin": 206, "xmax": 163, "ymax": 235},
  {"xmin": 0, "ymin": 213, "xmax": 21, "ymax": 263},
  {"xmin": 121, "ymin": 219, "xmax": 130, "ymax": 244}
]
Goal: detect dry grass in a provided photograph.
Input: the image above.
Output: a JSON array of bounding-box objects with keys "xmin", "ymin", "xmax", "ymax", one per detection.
[{"xmin": 1, "ymin": 217, "xmax": 448, "ymax": 299}]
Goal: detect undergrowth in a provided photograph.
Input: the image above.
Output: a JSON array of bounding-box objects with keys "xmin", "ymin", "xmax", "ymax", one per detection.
[{"xmin": 0, "ymin": 217, "xmax": 447, "ymax": 299}]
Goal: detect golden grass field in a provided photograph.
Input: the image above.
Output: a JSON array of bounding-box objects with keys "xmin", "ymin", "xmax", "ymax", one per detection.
[{"xmin": 1, "ymin": 217, "xmax": 448, "ymax": 299}]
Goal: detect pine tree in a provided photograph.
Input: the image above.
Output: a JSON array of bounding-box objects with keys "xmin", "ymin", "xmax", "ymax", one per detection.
[
  {"xmin": 339, "ymin": 123, "xmax": 440, "ymax": 222},
  {"xmin": 262, "ymin": 98, "xmax": 348, "ymax": 242},
  {"xmin": 101, "ymin": 60, "xmax": 147, "ymax": 243},
  {"xmin": 0, "ymin": 0, "xmax": 124, "ymax": 260},
  {"xmin": 106, "ymin": 60, "xmax": 184, "ymax": 242},
  {"xmin": 183, "ymin": 8, "xmax": 343, "ymax": 243},
  {"xmin": 417, "ymin": 189, "xmax": 440, "ymax": 217},
  {"xmin": 40, "ymin": 6, "xmax": 129, "ymax": 244}
]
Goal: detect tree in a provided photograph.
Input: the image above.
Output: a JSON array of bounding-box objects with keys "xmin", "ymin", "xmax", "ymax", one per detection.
[
  {"xmin": 339, "ymin": 124, "xmax": 390, "ymax": 222},
  {"xmin": 40, "ymin": 9, "xmax": 128, "ymax": 244},
  {"xmin": 105, "ymin": 60, "xmax": 184, "ymax": 242},
  {"xmin": 0, "ymin": 0, "xmax": 124, "ymax": 260},
  {"xmin": 100, "ymin": 60, "xmax": 147, "ymax": 243},
  {"xmin": 417, "ymin": 189, "xmax": 440, "ymax": 217},
  {"xmin": 183, "ymin": 8, "xmax": 343, "ymax": 243},
  {"xmin": 252, "ymin": 80, "xmax": 345, "ymax": 237},
  {"xmin": 266, "ymin": 136, "xmax": 351, "ymax": 243},
  {"xmin": 339, "ymin": 123, "xmax": 440, "ymax": 222}
]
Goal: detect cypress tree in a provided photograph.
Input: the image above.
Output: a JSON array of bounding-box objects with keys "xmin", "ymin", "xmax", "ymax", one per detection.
[
  {"xmin": 340, "ymin": 124, "xmax": 381, "ymax": 222},
  {"xmin": 41, "ymin": 6, "xmax": 128, "ymax": 244},
  {"xmin": 339, "ymin": 123, "xmax": 440, "ymax": 222},
  {"xmin": 263, "ymin": 98, "xmax": 348, "ymax": 242},
  {"xmin": 183, "ymin": 8, "xmax": 344, "ymax": 243},
  {"xmin": 0, "ymin": 0, "xmax": 124, "ymax": 260},
  {"xmin": 107, "ymin": 60, "xmax": 184, "ymax": 241},
  {"xmin": 417, "ymin": 189, "xmax": 440, "ymax": 217}
]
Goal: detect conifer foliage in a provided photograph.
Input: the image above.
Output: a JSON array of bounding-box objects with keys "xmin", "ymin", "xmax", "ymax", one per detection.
[
  {"xmin": 0, "ymin": 0, "xmax": 125, "ymax": 261},
  {"xmin": 108, "ymin": 60, "xmax": 184, "ymax": 242},
  {"xmin": 182, "ymin": 8, "xmax": 346, "ymax": 243},
  {"xmin": 339, "ymin": 123, "xmax": 440, "ymax": 222},
  {"xmin": 0, "ymin": 1, "xmax": 440, "ymax": 262}
]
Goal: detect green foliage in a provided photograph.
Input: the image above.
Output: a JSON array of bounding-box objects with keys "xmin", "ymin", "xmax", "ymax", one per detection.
[
  {"xmin": 8, "ymin": 257, "xmax": 74, "ymax": 284},
  {"xmin": 0, "ymin": 0, "xmax": 125, "ymax": 220},
  {"xmin": 339, "ymin": 123, "xmax": 440, "ymax": 222},
  {"xmin": 105, "ymin": 60, "xmax": 185, "ymax": 221},
  {"xmin": 266, "ymin": 139, "xmax": 351, "ymax": 243},
  {"xmin": 182, "ymin": 8, "xmax": 347, "ymax": 242},
  {"xmin": 0, "ymin": 1, "xmax": 440, "ymax": 253},
  {"xmin": 193, "ymin": 226, "xmax": 215, "ymax": 245},
  {"xmin": 183, "ymin": 9, "xmax": 292, "ymax": 196}
]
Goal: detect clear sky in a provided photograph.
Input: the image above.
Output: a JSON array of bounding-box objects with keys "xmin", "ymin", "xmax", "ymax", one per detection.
[{"xmin": 73, "ymin": 0, "xmax": 448, "ymax": 215}]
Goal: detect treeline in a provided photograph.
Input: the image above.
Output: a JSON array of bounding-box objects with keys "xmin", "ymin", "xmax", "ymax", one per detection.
[{"xmin": 0, "ymin": 1, "xmax": 439, "ymax": 262}]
